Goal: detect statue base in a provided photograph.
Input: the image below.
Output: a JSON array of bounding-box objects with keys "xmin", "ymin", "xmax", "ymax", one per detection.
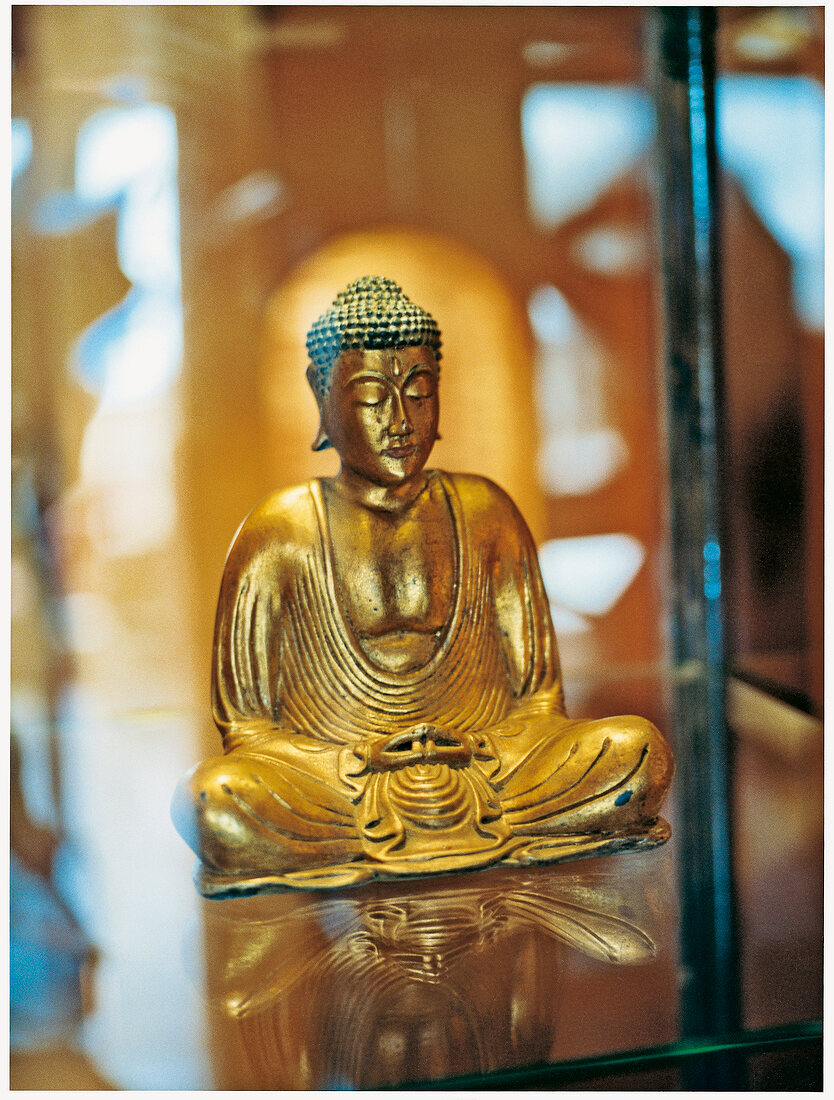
[{"xmin": 195, "ymin": 817, "xmax": 671, "ymax": 899}]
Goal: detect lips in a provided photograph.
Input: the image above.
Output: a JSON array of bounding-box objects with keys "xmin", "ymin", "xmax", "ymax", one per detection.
[{"xmin": 382, "ymin": 443, "xmax": 417, "ymax": 459}]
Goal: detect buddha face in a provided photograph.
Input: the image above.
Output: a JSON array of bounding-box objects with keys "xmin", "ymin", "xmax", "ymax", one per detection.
[{"xmin": 321, "ymin": 346, "xmax": 440, "ymax": 487}]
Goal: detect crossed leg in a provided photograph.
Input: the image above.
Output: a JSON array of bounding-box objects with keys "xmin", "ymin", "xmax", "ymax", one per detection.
[
  {"xmin": 171, "ymin": 740, "xmax": 363, "ymax": 879},
  {"xmin": 172, "ymin": 715, "xmax": 673, "ymax": 890},
  {"xmin": 495, "ymin": 714, "xmax": 673, "ymax": 837}
]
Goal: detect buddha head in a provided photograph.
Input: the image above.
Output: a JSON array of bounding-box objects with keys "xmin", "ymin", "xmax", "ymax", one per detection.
[{"xmin": 306, "ymin": 276, "xmax": 443, "ymax": 486}]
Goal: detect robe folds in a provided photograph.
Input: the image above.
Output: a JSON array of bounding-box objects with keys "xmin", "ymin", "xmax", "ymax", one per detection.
[{"xmin": 178, "ymin": 471, "xmax": 673, "ymax": 893}]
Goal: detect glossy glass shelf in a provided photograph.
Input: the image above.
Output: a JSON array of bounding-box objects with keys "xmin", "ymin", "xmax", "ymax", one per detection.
[
  {"xmin": 196, "ymin": 844, "xmax": 679, "ymax": 1089},
  {"xmin": 180, "ymin": 818, "xmax": 819, "ymax": 1090}
]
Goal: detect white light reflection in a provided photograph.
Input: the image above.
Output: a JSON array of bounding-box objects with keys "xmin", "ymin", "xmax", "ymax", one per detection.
[
  {"xmin": 529, "ymin": 284, "xmax": 629, "ymax": 496},
  {"xmin": 550, "ymin": 604, "xmax": 592, "ymax": 637},
  {"xmin": 538, "ymin": 430, "xmax": 628, "ymax": 497},
  {"xmin": 76, "ymin": 105, "xmax": 175, "ymax": 203},
  {"xmin": 212, "ymin": 170, "xmax": 287, "ymax": 231},
  {"xmin": 572, "ymin": 224, "xmax": 647, "ymax": 276},
  {"xmin": 63, "ymin": 103, "xmax": 184, "ymax": 554},
  {"xmin": 521, "ymin": 85, "xmax": 653, "ymax": 228},
  {"xmin": 71, "ymin": 104, "xmax": 182, "ymax": 405},
  {"xmin": 77, "ymin": 290, "xmax": 182, "ymax": 407},
  {"xmin": 538, "ymin": 534, "xmax": 645, "ymax": 617},
  {"xmin": 528, "ymin": 283, "xmax": 575, "ymax": 344},
  {"xmin": 717, "ymin": 76, "xmax": 823, "ymax": 329}
]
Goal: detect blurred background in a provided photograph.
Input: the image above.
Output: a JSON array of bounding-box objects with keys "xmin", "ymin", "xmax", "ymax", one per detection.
[{"xmin": 10, "ymin": 5, "xmax": 822, "ymax": 1089}]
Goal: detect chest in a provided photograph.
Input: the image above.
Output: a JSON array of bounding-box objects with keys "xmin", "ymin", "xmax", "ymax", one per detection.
[{"xmin": 325, "ymin": 483, "xmax": 456, "ymax": 637}]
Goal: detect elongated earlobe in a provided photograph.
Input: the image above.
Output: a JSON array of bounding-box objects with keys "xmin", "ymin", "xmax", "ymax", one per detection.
[
  {"xmin": 312, "ymin": 423, "xmax": 332, "ymax": 451},
  {"xmin": 307, "ymin": 363, "xmax": 332, "ymax": 450}
]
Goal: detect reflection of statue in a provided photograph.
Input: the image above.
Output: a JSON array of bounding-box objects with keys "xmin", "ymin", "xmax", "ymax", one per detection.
[
  {"xmin": 173, "ymin": 277, "xmax": 673, "ymax": 895},
  {"xmin": 200, "ymin": 862, "xmax": 671, "ymax": 1088}
]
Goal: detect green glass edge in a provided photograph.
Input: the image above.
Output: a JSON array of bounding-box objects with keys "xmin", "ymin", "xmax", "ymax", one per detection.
[{"xmin": 383, "ymin": 1019, "xmax": 822, "ymax": 1090}]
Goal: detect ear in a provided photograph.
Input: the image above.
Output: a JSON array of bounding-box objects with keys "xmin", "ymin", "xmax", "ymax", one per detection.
[
  {"xmin": 312, "ymin": 422, "xmax": 332, "ymax": 451},
  {"xmin": 306, "ymin": 363, "xmax": 333, "ymax": 451}
]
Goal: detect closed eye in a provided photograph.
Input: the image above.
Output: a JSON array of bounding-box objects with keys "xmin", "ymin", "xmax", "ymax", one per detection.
[
  {"xmin": 403, "ymin": 373, "xmax": 435, "ymax": 400},
  {"xmin": 352, "ymin": 380, "xmax": 389, "ymax": 406}
]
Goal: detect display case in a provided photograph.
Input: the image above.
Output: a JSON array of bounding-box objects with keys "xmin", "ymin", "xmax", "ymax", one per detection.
[{"xmin": 10, "ymin": 6, "xmax": 822, "ymax": 1090}]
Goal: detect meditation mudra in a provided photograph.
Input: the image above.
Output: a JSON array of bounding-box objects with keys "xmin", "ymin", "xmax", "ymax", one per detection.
[{"xmin": 173, "ymin": 276, "xmax": 673, "ymax": 895}]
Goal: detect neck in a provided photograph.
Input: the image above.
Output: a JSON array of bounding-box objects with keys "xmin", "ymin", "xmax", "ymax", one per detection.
[{"xmin": 333, "ymin": 467, "xmax": 431, "ymax": 513}]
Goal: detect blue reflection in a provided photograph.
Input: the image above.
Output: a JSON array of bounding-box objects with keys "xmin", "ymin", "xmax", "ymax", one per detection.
[
  {"xmin": 703, "ymin": 540, "xmax": 722, "ymax": 600},
  {"xmin": 686, "ymin": 13, "xmax": 712, "ymax": 260},
  {"xmin": 521, "ymin": 85, "xmax": 654, "ymax": 228},
  {"xmin": 717, "ymin": 76, "xmax": 824, "ymax": 328},
  {"xmin": 11, "ymin": 118, "xmax": 32, "ymax": 183},
  {"xmin": 75, "ymin": 296, "xmax": 132, "ymax": 391},
  {"xmin": 10, "ymin": 853, "xmax": 89, "ymax": 1047},
  {"xmin": 32, "ymin": 190, "xmax": 101, "ymax": 234}
]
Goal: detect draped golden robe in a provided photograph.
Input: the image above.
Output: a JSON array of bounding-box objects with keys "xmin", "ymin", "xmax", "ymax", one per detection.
[{"xmin": 175, "ymin": 472, "xmax": 672, "ymax": 895}]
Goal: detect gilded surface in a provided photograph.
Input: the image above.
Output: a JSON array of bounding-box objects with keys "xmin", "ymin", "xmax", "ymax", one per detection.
[{"xmin": 173, "ymin": 277, "xmax": 673, "ymax": 894}]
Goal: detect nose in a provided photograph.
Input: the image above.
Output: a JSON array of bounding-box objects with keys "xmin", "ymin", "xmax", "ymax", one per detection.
[{"xmin": 390, "ymin": 390, "xmax": 412, "ymax": 436}]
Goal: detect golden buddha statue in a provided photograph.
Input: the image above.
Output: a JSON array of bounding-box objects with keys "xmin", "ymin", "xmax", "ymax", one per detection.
[{"xmin": 173, "ymin": 276, "xmax": 673, "ymax": 896}]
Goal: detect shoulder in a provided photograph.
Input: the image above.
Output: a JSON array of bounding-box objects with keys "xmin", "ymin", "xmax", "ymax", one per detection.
[
  {"xmin": 440, "ymin": 471, "xmax": 529, "ymax": 532},
  {"xmin": 223, "ymin": 480, "xmax": 321, "ymax": 576},
  {"xmin": 239, "ymin": 481, "xmax": 319, "ymax": 540}
]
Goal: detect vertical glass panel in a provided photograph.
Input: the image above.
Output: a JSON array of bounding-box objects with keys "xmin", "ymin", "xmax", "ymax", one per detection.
[
  {"xmin": 716, "ymin": 4, "xmax": 823, "ymax": 1039},
  {"xmin": 716, "ymin": 11, "xmax": 824, "ymax": 713}
]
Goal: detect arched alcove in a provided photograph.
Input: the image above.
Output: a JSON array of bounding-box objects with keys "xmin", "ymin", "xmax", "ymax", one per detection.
[{"xmin": 259, "ymin": 228, "xmax": 546, "ymax": 540}]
